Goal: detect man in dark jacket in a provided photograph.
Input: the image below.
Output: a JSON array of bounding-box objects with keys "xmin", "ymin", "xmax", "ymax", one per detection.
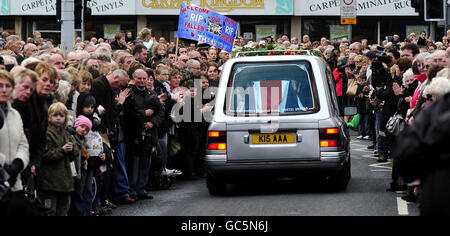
[
  {"xmin": 180, "ymin": 59, "xmax": 202, "ymax": 87},
  {"xmin": 91, "ymin": 69, "xmax": 136, "ymax": 204},
  {"xmin": 393, "ymin": 92, "xmax": 450, "ymax": 215},
  {"xmin": 123, "ymin": 69, "xmax": 164, "ymax": 200},
  {"xmin": 133, "ymin": 44, "xmax": 151, "ymax": 68},
  {"xmin": 11, "ymin": 70, "xmax": 40, "ymax": 201},
  {"xmin": 91, "ymin": 69, "xmax": 129, "ymax": 148},
  {"xmin": 110, "ymin": 32, "xmax": 128, "ymax": 51}
]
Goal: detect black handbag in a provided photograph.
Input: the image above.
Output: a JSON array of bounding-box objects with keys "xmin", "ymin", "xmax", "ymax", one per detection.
[
  {"xmin": 386, "ymin": 112, "xmax": 405, "ymax": 136},
  {"xmin": 24, "ymin": 174, "xmax": 45, "ymax": 215}
]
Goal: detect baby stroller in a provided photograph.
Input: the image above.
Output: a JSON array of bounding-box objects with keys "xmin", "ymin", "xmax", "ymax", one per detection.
[
  {"xmin": 147, "ymin": 152, "xmax": 174, "ymax": 191},
  {"xmin": 145, "ymin": 134, "xmax": 182, "ymax": 191}
]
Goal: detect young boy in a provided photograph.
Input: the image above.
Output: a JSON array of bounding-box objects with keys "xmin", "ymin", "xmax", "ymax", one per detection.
[
  {"xmin": 354, "ymin": 72, "xmax": 371, "ymax": 140},
  {"xmin": 38, "ymin": 102, "xmax": 79, "ymax": 216}
]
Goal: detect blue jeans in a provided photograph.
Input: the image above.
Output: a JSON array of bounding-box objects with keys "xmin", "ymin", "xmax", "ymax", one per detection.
[
  {"xmin": 70, "ymin": 168, "xmax": 94, "ymax": 216},
  {"xmin": 358, "ymin": 113, "xmax": 370, "ymax": 137},
  {"xmin": 376, "ymin": 113, "xmax": 388, "ymax": 154},
  {"xmin": 113, "ymin": 142, "xmax": 131, "ymax": 200}
]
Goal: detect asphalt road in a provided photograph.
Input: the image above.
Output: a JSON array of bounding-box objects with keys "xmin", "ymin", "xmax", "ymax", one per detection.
[{"xmin": 111, "ymin": 136, "xmax": 420, "ymax": 216}]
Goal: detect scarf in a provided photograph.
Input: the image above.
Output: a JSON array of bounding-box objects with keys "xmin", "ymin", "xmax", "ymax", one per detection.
[
  {"xmin": 414, "ymin": 73, "xmax": 427, "ymax": 83},
  {"xmin": 0, "ymin": 102, "xmax": 8, "ymax": 117}
]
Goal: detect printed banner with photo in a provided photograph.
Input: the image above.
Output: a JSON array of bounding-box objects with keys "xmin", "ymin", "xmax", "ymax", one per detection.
[{"xmin": 177, "ymin": 4, "xmax": 238, "ymax": 53}]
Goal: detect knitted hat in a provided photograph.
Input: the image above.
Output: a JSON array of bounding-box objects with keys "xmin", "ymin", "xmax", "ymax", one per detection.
[
  {"xmin": 74, "ymin": 115, "xmax": 92, "ymax": 131},
  {"xmin": 83, "ymin": 94, "xmax": 96, "ymax": 108}
]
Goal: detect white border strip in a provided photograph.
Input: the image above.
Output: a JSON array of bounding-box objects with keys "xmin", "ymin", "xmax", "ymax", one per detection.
[{"xmin": 397, "ymin": 197, "xmax": 409, "ymax": 216}]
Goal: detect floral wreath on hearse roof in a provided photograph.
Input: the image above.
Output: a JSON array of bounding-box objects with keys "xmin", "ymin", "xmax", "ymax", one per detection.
[{"xmin": 231, "ymin": 42, "xmax": 324, "ymax": 58}]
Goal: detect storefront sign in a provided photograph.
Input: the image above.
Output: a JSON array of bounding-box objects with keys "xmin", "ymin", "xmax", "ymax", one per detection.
[
  {"xmin": 0, "ymin": 0, "xmax": 10, "ymax": 15},
  {"xmin": 138, "ymin": 0, "xmax": 293, "ymax": 15},
  {"xmin": 89, "ymin": 0, "xmax": 135, "ymax": 15},
  {"xmin": 341, "ymin": 18, "xmax": 356, "ymax": 24},
  {"xmin": 10, "ymin": 0, "xmax": 56, "ymax": 15},
  {"xmin": 177, "ymin": 4, "xmax": 238, "ymax": 52},
  {"xmin": 295, "ymin": 0, "xmax": 417, "ymax": 16},
  {"xmin": 255, "ymin": 25, "xmax": 276, "ymax": 41}
]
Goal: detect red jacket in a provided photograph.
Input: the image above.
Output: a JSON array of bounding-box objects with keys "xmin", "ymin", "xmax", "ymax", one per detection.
[{"xmin": 333, "ymin": 68, "xmax": 343, "ymax": 97}]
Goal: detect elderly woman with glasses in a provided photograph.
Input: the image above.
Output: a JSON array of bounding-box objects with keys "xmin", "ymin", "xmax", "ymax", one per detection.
[{"xmin": 408, "ymin": 52, "xmax": 432, "ymax": 114}]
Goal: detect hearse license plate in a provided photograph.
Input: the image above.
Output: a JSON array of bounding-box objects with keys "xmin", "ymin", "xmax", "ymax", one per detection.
[{"xmin": 252, "ymin": 133, "xmax": 295, "ymax": 144}]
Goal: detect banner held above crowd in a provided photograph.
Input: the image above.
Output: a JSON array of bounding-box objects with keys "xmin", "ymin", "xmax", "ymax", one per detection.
[{"xmin": 177, "ymin": 4, "xmax": 238, "ymax": 53}]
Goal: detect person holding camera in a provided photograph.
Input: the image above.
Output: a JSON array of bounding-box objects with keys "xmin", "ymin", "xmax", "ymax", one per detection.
[
  {"xmin": 370, "ymin": 53, "xmax": 402, "ymax": 162},
  {"xmin": 0, "ymin": 70, "xmax": 30, "ymax": 216}
]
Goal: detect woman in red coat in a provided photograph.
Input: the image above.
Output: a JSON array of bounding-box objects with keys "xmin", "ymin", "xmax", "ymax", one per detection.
[{"xmin": 333, "ymin": 68, "xmax": 343, "ymax": 113}]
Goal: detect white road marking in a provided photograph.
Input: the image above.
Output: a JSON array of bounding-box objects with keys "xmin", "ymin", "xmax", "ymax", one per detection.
[
  {"xmin": 353, "ymin": 139, "xmax": 412, "ymax": 216},
  {"xmin": 397, "ymin": 197, "xmax": 409, "ymax": 215},
  {"xmin": 369, "ymin": 162, "xmax": 392, "ymax": 170}
]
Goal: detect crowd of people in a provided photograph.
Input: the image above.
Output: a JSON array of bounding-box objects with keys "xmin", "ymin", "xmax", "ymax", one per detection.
[
  {"xmin": 321, "ymin": 30, "xmax": 450, "ymax": 215},
  {"xmin": 0, "ymin": 27, "xmax": 449, "ymax": 216}
]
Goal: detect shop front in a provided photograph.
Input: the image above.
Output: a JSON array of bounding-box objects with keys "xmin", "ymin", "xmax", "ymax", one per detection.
[
  {"xmin": 136, "ymin": 0, "xmax": 293, "ymax": 43},
  {"xmin": 0, "ymin": 0, "xmax": 59, "ymax": 43},
  {"xmin": 2, "ymin": 0, "xmax": 434, "ymax": 48},
  {"xmin": 86, "ymin": 0, "xmax": 137, "ymax": 40},
  {"xmin": 294, "ymin": 0, "xmax": 435, "ymax": 44}
]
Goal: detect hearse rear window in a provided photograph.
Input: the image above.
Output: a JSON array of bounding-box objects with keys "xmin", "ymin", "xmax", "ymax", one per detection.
[{"xmin": 225, "ymin": 61, "xmax": 318, "ymax": 116}]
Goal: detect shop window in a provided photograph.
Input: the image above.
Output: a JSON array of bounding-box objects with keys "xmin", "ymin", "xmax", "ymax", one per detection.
[
  {"xmin": 0, "ymin": 17, "xmax": 15, "ymax": 35},
  {"xmin": 32, "ymin": 17, "xmax": 62, "ymax": 45},
  {"xmin": 380, "ymin": 17, "xmax": 428, "ymax": 43},
  {"xmin": 352, "ymin": 19, "xmax": 378, "ymax": 44},
  {"xmin": 84, "ymin": 16, "xmax": 137, "ymax": 41},
  {"xmin": 233, "ymin": 16, "xmax": 291, "ymax": 42},
  {"xmin": 34, "ymin": 18, "xmax": 60, "ymax": 31},
  {"xmin": 303, "ymin": 17, "xmax": 340, "ymax": 42}
]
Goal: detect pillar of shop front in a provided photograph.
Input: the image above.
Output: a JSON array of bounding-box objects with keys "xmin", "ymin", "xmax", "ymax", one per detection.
[
  {"xmin": 290, "ymin": 16, "xmax": 302, "ymax": 40},
  {"xmin": 137, "ymin": 16, "xmax": 147, "ymax": 33},
  {"xmin": 61, "ymin": 0, "xmax": 75, "ymax": 54},
  {"xmin": 14, "ymin": 17, "xmax": 22, "ymax": 39},
  {"xmin": 447, "ymin": 2, "xmax": 450, "ymax": 31}
]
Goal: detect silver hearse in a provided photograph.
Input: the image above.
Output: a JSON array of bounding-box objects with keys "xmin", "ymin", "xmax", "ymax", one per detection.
[{"xmin": 206, "ymin": 51, "xmax": 352, "ymax": 195}]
